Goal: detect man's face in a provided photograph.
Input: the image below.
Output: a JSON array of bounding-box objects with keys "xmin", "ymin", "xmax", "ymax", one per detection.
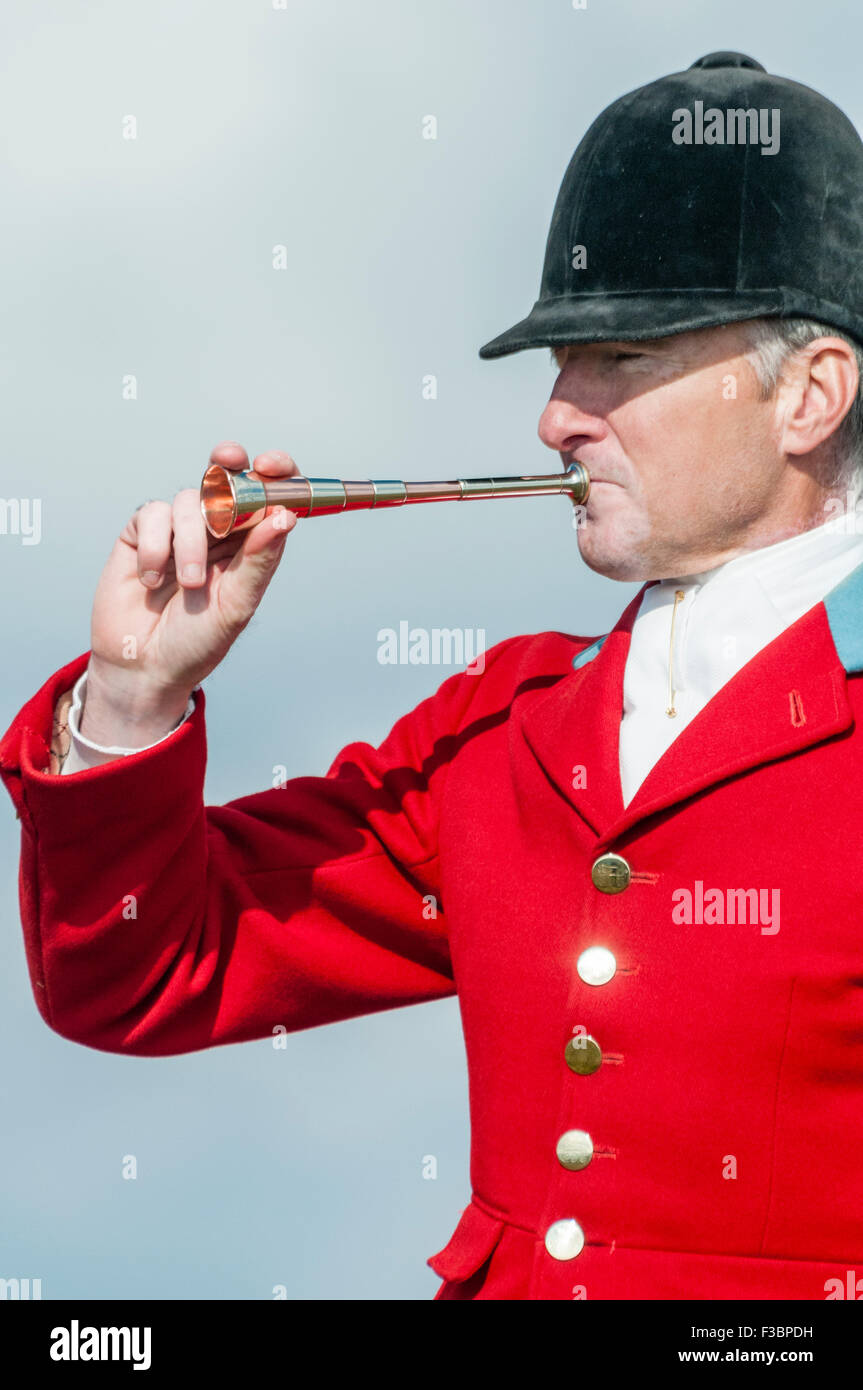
[{"xmin": 538, "ymin": 323, "xmax": 794, "ymax": 581}]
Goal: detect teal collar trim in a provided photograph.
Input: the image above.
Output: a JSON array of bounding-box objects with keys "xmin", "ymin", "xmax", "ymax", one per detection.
[
  {"xmin": 823, "ymin": 559, "xmax": 863, "ymax": 674},
  {"xmin": 571, "ymin": 635, "xmax": 608, "ymax": 670}
]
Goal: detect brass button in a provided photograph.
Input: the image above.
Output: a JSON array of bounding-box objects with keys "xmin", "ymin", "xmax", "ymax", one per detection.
[
  {"xmin": 591, "ymin": 852, "xmax": 631, "ymax": 893},
  {"xmin": 556, "ymin": 1129, "xmax": 594, "ymax": 1171},
  {"xmin": 544, "ymin": 1218, "xmax": 585, "ymax": 1260},
  {"xmin": 577, "ymin": 945, "xmax": 617, "ymax": 986},
  {"xmin": 564, "ymin": 1034, "xmax": 602, "ymax": 1075}
]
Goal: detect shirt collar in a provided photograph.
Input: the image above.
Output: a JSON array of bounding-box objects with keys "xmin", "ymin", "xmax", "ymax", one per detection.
[
  {"xmin": 657, "ymin": 515, "xmax": 863, "ymax": 625},
  {"xmin": 572, "ymin": 516, "xmax": 863, "ymax": 678}
]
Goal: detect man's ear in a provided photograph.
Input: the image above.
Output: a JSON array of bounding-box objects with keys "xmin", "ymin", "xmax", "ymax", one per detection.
[{"xmin": 779, "ymin": 338, "xmax": 859, "ymax": 458}]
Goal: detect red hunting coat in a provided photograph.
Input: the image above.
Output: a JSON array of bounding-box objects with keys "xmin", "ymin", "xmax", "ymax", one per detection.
[{"xmin": 2, "ymin": 575, "xmax": 863, "ymax": 1301}]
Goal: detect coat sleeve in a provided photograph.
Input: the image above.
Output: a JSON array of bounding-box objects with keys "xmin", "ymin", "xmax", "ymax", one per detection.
[{"xmin": 0, "ymin": 643, "xmax": 514, "ymax": 1057}]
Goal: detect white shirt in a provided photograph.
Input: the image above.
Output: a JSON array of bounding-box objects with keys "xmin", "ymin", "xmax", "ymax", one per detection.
[
  {"xmin": 619, "ymin": 516, "xmax": 863, "ymax": 805},
  {"xmin": 61, "ymin": 516, "xmax": 863, "ymax": 787}
]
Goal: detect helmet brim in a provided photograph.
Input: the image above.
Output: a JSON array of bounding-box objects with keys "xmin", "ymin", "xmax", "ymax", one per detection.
[{"xmin": 476, "ymin": 289, "xmax": 859, "ymax": 359}]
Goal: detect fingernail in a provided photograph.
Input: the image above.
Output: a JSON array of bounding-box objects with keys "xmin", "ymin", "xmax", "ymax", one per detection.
[
  {"xmin": 182, "ymin": 563, "xmax": 203, "ymax": 583},
  {"xmin": 142, "ymin": 570, "xmax": 161, "ymax": 586}
]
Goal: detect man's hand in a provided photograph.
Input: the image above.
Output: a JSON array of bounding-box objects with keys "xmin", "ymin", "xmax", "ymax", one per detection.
[{"xmin": 80, "ymin": 442, "xmax": 299, "ymax": 750}]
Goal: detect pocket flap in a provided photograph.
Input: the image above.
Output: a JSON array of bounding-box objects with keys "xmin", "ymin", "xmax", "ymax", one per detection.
[{"xmin": 427, "ymin": 1199, "xmax": 505, "ymax": 1282}]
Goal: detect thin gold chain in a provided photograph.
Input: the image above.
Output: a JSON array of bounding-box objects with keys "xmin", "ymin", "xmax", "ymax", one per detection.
[{"xmin": 665, "ymin": 589, "xmax": 685, "ymax": 717}]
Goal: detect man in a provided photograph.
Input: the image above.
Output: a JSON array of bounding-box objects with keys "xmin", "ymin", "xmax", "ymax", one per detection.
[{"xmin": 3, "ymin": 50, "xmax": 863, "ymax": 1300}]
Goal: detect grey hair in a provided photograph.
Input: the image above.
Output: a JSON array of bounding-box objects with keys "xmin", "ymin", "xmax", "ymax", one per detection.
[{"xmin": 740, "ymin": 316, "xmax": 863, "ymax": 501}]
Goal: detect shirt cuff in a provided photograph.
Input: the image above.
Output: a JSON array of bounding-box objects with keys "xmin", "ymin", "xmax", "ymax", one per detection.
[{"xmin": 60, "ymin": 668, "xmax": 199, "ymax": 775}]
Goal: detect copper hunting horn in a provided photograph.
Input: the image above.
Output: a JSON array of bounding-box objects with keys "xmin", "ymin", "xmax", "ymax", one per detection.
[{"xmin": 200, "ymin": 461, "xmax": 590, "ymax": 539}]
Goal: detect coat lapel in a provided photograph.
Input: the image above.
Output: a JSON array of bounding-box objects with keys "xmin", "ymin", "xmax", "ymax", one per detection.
[
  {"xmin": 518, "ymin": 587, "xmax": 648, "ymax": 837},
  {"xmin": 519, "ymin": 560, "xmax": 863, "ymax": 841},
  {"xmin": 615, "ymin": 600, "xmax": 852, "ymax": 833}
]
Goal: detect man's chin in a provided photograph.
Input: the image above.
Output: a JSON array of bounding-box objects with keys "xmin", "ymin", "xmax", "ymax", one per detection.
[{"xmin": 575, "ymin": 523, "xmax": 657, "ymax": 583}]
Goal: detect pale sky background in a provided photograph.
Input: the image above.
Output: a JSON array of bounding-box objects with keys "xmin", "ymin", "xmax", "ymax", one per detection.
[{"xmin": 1, "ymin": 0, "xmax": 860, "ymax": 1299}]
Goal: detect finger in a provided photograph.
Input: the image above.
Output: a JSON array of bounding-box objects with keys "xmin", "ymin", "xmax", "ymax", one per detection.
[
  {"xmin": 209, "ymin": 441, "xmax": 250, "ymax": 472},
  {"xmin": 249, "ymin": 450, "xmax": 301, "ymax": 478},
  {"xmin": 204, "ymin": 530, "xmax": 248, "ymax": 558},
  {"xmin": 217, "ymin": 508, "xmax": 295, "ymax": 621},
  {"xmin": 171, "ymin": 488, "xmax": 209, "ymax": 588},
  {"xmin": 237, "ymin": 505, "xmax": 298, "ymax": 559},
  {"xmin": 134, "ymin": 500, "xmax": 174, "ymax": 588}
]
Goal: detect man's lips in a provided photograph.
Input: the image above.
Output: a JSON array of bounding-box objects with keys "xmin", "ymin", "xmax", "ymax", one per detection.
[
  {"xmin": 583, "ymin": 475, "xmax": 623, "ymax": 490},
  {"xmin": 567, "ymin": 458, "xmax": 622, "ymax": 488}
]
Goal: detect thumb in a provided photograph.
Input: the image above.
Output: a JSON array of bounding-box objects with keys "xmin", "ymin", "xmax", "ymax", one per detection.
[{"xmin": 218, "ymin": 508, "xmax": 295, "ymax": 620}]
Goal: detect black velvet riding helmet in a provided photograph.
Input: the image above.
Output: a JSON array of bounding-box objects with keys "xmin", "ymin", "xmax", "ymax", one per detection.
[{"xmin": 479, "ymin": 51, "xmax": 863, "ymax": 358}]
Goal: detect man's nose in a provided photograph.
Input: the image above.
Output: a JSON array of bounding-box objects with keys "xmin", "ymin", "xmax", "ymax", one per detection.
[{"xmin": 537, "ymin": 394, "xmax": 607, "ymax": 456}]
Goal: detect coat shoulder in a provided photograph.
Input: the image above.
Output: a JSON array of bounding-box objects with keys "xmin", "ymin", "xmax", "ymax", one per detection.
[{"xmin": 451, "ymin": 628, "xmax": 605, "ymax": 718}]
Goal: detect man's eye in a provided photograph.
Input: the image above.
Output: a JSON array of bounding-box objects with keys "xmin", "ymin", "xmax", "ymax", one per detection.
[{"xmin": 614, "ymin": 351, "xmax": 643, "ymax": 360}]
